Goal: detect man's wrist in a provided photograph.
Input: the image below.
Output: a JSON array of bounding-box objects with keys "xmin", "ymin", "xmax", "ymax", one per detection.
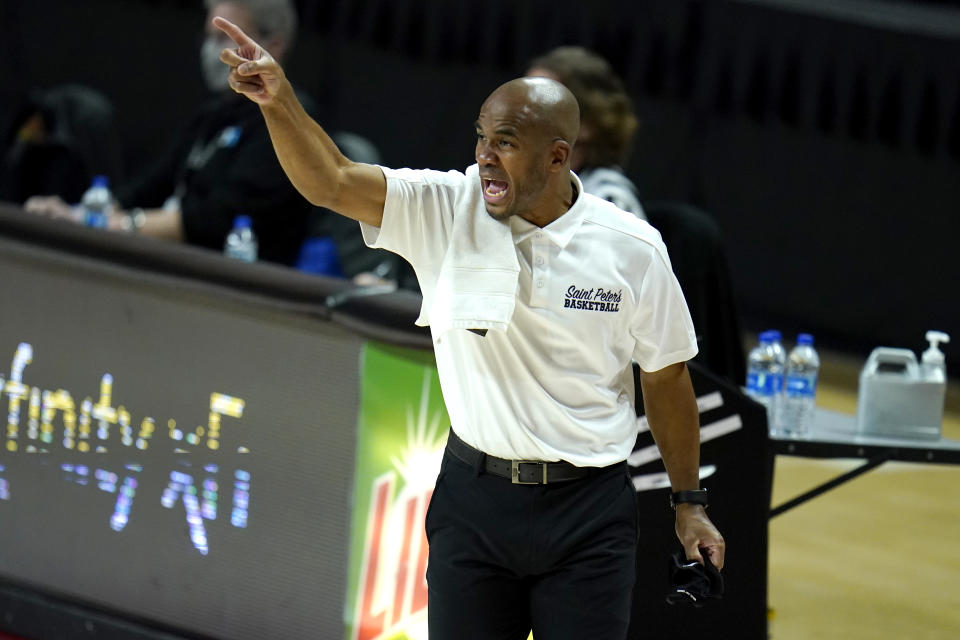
[
  {"xmin": 670, "ymin": 488, "xmax": 708, "ymax": 510},
  {"xmin": 260, "ymin": 79, "xmax": 295, "ymax": 113}
]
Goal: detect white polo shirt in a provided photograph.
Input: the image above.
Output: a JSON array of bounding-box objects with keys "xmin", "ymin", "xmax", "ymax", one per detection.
[{"xmin": 361, "ymin": 164, "xmax": 697, "ymax": 467}]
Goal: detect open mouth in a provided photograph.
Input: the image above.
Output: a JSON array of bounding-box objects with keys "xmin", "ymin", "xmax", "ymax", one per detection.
[{"xmin": 482, "ymin": 178, "xmax": 509, "ymax": 204}]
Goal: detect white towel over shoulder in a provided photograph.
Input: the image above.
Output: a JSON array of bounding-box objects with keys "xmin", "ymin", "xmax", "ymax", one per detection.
[
  {"xmin": 360, "ymin": 164, "xmax": 521, "ymax": 336},
  {"xmin": 426, "ymin": 172, "xmax": 520, "ymax": 336}
]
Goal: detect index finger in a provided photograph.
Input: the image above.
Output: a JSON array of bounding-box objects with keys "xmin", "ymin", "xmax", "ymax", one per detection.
[{"xmin": 212, "ymin": 16, "xmax": 254, "ymax": 47}]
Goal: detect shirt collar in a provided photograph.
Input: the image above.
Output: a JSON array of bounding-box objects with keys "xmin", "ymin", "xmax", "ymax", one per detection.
[{"xmin": 509, "ymin": 170, "xmax": 587, "ymax": 250}]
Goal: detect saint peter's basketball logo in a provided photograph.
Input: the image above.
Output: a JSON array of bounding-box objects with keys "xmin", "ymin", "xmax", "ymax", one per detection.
[{"xmin": 563, "ymin": 285, "xmax": 622, "ymax": 312}]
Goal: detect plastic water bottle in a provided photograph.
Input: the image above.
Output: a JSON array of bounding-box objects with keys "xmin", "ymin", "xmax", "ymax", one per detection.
[
  {"xmin": 80, "ymin": 175, "xmax": 113, "ymax": 228},
  {"xmin": 777, "ymin": 333, "xmax": 820, "ymax": 438},
  {"xmin": 745, "ymin": 330, "xmax": 786, "ymax": 433},
  {"xmin": 224, "ymin": 215, "xmax": 258, "ymax": 262}
]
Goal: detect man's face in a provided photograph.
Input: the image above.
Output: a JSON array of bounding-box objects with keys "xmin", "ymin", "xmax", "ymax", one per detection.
[{"xmin": 474, "ymin": 93, "xmax": 551, "ymax": 222}]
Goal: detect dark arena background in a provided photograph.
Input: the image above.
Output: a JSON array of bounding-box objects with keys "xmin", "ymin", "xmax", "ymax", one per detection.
[{"xmin": 1, "ymin": 1, "xmax": 959, "ymax": 639}]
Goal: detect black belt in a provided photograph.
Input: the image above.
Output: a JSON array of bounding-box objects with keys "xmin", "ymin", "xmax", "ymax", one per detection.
[{"xmin": 446, "ymin": 429, "xmax": 591, "ymax": 484}]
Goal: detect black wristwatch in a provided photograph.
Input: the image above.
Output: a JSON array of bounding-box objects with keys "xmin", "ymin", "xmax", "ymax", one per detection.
[{"xmin": 670, "ymin": 489, "xmax": 708, "ymax": 510}]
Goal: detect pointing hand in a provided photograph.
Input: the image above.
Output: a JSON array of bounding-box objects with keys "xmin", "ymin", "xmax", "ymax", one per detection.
[{"xmin": 213, "ymin": 17, "xmax": 285, "ymax": 104}]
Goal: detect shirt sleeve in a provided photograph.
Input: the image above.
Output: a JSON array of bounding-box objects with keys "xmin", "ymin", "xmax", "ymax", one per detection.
[
  {"xmin": 359, "ymin": 166, "xmax": 466, "ymax": 271},
  {"xmin": 629, "ymin": 242, "xmax": 699, "ymax": 372}
]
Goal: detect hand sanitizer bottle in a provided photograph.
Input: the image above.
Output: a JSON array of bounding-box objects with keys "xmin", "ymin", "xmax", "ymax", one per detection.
[{"xmin": 921, "ymin": 330, "xmax": 950, "ymax": 383}]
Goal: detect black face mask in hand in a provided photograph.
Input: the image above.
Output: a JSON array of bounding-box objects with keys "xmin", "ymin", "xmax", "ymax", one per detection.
[{"xmin": 665, "ymin": 548, "xmax": 724, "ymax": 607}]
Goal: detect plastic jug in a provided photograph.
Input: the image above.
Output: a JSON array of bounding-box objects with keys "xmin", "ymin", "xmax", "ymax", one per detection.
[{"xmin": 856, "ymin": 331, "xmax": 950, "ymax": 440}]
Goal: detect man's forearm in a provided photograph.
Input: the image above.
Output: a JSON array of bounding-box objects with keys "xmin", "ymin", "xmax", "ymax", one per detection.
[
  {"xmin": 260, "ymin": 81, "xmax": 350, "ymax": 210},
  {"xmin": 216, "ymin": 17, "xmax": 385, "ymax": 225},
  {"xmin": 644, "ymin": 362, "xmax": 726, "ymax": 567},
  {"xmin": 641, "ymin": 362, "xmax": 701, "ymax": 491}
]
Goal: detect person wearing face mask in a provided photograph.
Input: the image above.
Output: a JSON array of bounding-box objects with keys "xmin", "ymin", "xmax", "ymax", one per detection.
[{"xmin": 25, "ymin": 0, "xmax": 315, "ymax": 265}]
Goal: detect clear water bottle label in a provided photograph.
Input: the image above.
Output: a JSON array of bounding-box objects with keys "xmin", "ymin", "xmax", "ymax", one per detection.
[
  {"xmin": 747, "ymin": 372, "xmax": 783, "ymax": 395},
  {"xmin": 785, "ymin": 374, "xmax": 817, "ymax": 398}
]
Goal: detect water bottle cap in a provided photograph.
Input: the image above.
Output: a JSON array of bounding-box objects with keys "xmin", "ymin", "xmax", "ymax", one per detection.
[
  {"xmin": 233, "ymin": 215, "xmax": 252, "ymax": 229},
  {"xmin": 91, "ymin": 175, "xmax": 109, "ymax": 188},
  {"xmin": 796, "ymin": 333, "xmax": 814, "ymax": 346},
  {"xmin": 759, "ymin": 329, "xmax": 781, "ymax": 343}
]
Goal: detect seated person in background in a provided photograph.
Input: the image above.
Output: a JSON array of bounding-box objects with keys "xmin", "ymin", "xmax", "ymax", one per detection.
[
  {"xmin": 0, "ymin": 84, "xmax": 122, "ymax": 205},
  {"xmin": 527, "ymin": 46, "xmax": 746, "ymax": 384},
  {"xmin": 526, "ymin": 46, "xmax": 645, "ymax": 219},
  {"xmin": 300, "ymin": 133, "xmax": 419, "ymax": 290},
  {"xmin": 298, "ymin": 132, "xmax": 415, "ymax": 287},
  {"xmin": 26, "ymin": 0, "xmax": 314, "ymax": 266}
]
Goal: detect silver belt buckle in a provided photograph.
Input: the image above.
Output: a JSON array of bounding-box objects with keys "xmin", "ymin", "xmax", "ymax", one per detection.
[{"xmin": 512, "ymin": 460, "xmax": 548, "ymax": 484}]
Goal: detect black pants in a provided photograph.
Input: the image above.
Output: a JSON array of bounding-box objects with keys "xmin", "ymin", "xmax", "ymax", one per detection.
[{"xmin": 425, "ymin": 440, "xmax": 638, "ymax": 639}]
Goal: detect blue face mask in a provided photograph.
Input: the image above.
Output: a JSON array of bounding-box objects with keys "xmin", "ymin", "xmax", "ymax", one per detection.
[{"xmin": 200, "ymin": 38, "xmax": 230, "ymax": 93}]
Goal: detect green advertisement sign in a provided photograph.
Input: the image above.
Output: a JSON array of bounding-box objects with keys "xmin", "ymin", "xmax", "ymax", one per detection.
[{"xmin": 344, "ymin": 342, "xmax": 449, "ymax": 640}]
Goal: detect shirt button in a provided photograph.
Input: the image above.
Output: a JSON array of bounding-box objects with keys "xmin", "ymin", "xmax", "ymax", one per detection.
[
  {"xmin": 535, "ymin": 257, "xmax": 544, "ymax": 265},
  {"xmin": 535, "ymin": 232, "xmax": 543, "ymax": 239},
  {"xmin": 536, "ymin": 280, "xmax": 544, "ymax": 288}
]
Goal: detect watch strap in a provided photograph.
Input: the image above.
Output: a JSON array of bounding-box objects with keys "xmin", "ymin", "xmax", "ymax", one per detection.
[{"xmin": 670, "ymin": 488, "xmax": 708, "ymax": 509}]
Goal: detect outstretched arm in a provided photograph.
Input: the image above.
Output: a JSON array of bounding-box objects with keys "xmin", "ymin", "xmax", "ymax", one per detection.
[
  {"xmin": 641, "ymin": 361, "xmax": 726, "ymax": 570},
  {"xmin": 213, "ymin": 17, "xmax": 386, "ymax": 226}
]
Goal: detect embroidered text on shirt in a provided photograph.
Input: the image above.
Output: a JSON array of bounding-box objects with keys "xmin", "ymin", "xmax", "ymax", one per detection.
[{"xmin": 563, "ymin": 285, "xmax": 622, "ymax": 312}]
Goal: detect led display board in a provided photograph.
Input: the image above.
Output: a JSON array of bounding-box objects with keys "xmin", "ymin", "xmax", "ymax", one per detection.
[{"xmin": 0, "ymin": 234, "xmax": 362, "ymax": 639}]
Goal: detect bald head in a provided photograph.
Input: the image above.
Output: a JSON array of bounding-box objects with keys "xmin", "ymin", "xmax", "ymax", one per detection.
[{"xmin": 483, "ymin": 77, "xmax": 580, "ymax": 147}]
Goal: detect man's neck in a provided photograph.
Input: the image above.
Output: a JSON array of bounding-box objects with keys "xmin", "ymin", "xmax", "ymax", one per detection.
[{"xmin": 521, "ymin": 177, "xmax": 577, "ymax": 228}]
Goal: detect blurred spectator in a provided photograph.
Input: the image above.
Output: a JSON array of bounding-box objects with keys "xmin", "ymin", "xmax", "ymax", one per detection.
[
  {"xmin": 304, "ymin": 136, "xmax": 419, "ymax": 290},
  {"xmin": 298, "ymin": 133, "xmax": 405, "ymax": 283},
  {"xmin": 0, "ymin": 84, "xmax": 122, "ymax": 205},
  {"xmin": 527, "ymin": 46, "xmax": 746, "ymax": 383},
  {"xmin": 25, "ymin": 0, "xmax": 341, "ymax": 266},
  {"xmin": 526, "ymin": 46, "xmax": 645, "ymax": 218}
]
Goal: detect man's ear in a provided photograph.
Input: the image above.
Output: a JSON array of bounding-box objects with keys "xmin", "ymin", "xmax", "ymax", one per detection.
[{"xmin": 548, "ymin": 140, "xmax": 571, "ymax": 172}]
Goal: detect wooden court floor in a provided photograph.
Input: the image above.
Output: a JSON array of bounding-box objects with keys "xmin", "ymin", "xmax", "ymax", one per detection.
[{"xmin": 767, "ymin": 349, "xmax": 960, "ymax": 639}]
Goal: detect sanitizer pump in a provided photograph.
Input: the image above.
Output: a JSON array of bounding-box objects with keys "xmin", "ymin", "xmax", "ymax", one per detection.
[
  {"xmin": 921, "ymin": 330, "xmax": 950, "ymax": 382},
  {"xmin": 857, "ymin": 330, "xmax": 950, "ymax": 440}
]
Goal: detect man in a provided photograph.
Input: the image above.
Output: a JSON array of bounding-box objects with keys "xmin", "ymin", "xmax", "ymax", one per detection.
[
  {"xmin": 215, "ymin": 17, "xmax": 724, "ymax": 640},
  {"xmin": 26, "ymin": 0, "xmax": 312, "ymax": 265}
]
